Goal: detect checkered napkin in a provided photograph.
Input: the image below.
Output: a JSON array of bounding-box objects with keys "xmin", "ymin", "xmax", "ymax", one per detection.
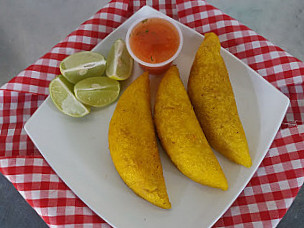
[{"xmin": 1, "ymin": 0, "xmax": 304, "ymax": 227}]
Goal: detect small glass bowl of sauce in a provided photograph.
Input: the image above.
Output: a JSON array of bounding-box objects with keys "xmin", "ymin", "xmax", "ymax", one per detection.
[{"xmin": 126, "ymin": 16, "xmax": 183, "ymax": 75}]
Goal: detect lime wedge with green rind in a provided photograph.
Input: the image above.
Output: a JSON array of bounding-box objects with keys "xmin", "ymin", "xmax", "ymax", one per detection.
[
  {"xmin": 74, "ymin": 76, "xmax": 120, "ymax": 108},
  {"xmin": 106, "ymin": 39, "xmax": 133, "ymax": 80},
  {"xmin": 49, "ymin": 75, "xmax": 90, "ymax": 117},
  {"xmin": 60, "ymin": 51, "xmax": 106, "ymax": 84}
]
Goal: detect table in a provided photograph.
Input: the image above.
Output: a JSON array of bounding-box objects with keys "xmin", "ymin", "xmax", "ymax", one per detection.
[{"xmin": 0, "ymin": 0, "xmax": 303, "ymax": 227}]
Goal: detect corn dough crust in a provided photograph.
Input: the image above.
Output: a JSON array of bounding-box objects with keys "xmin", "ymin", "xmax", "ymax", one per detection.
[
  {"xmin": 188, "ymin": 32, "xmax": 252, "ymax": 168},
  {"xmin": 154, "ymin": 66, "xmax": 228, "ymax": 191},
  {"xmin": 108, "ymin": 72, "xmax": 171, "ymax": 209}
]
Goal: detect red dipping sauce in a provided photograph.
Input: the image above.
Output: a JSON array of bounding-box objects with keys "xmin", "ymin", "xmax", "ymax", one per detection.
[{"xmin": 126, "ymin": 17, "xmax": 183, "ymax": 74}]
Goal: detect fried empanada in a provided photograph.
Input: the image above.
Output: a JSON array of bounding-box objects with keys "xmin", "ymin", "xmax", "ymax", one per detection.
[
  {"xmin": 108, "ymin": 72, "xmax": 171, "ymax": 209},
  {"xmin": 188, "ymin": 32, "xmax": 252, "ymax": 168},
  {"xmin": 154, "ymin": 66, "xmax": 228, "ymax": 190}
]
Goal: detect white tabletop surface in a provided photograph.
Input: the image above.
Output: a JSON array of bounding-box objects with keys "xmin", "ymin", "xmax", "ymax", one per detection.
[{"xmin": 0, "ymin": 0, "xmax": 303, "ymax": 227}]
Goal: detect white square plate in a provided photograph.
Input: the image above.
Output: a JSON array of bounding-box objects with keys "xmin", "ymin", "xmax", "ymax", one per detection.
[{"xmin": 24, "ymin": 6, "xmax": 290, "ymax": 228}]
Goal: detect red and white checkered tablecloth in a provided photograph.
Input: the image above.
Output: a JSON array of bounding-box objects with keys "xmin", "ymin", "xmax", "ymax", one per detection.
[{"xmin": 1, "ymin": 0, "xmax": 304, "ymax": 227}]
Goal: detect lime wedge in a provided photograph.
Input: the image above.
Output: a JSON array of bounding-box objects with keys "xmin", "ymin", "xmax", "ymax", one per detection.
[
  {"xmin": 49, "ymin": 75, "xmax": 90, "ymax": 117},
  {"xmin": 74, "ymin": 77, "xmax": 120, "ymax": 107},
  {"xmin": 60, "ymin": 51, "xmax": 106, "ymax": 84},
  {"xmin": 106, "ymin": 39, "xmax": 133, "ymax": 80}
]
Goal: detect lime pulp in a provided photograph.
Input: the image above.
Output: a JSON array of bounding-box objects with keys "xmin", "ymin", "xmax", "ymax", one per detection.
[
  {"xmin": 49, "ymin": 75, "xmax": 90, "ymax": 117},
  {"xmin": 74, "ymin": 77, "xmax": 120, "ymax": 108},
  {"xmin": 60, "ymin": 51, "xmax": 107, "ymax": 84},
  {"xmin": 106, "ymin": 39, "xmax": 133, "ymax": 80}
]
